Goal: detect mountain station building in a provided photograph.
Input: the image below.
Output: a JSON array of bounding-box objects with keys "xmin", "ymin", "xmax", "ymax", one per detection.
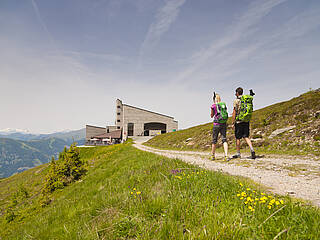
[{"xmin": 85, "ymin": 99, "xmax": 178, "ymax": 145}]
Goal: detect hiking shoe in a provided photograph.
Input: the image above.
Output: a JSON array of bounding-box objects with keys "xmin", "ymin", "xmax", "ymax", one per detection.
[
  {"xmin": 210, "ymin": 155, "xmax": 215, "ymax": 161},
  {"xmin": 232, "ymin": 154, "xmax": 241, "ymax": 159},
  {"xmin": 251, "ymin": 151, "xmax": 256, "ymax": 159}
]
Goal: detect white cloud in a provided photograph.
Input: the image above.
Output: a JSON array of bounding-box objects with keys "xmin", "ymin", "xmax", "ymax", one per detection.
[
  {"xmin": 175, "ymin": 0, "xmax": 288, "ymax": 82},
  {"xmin": 30, "ymin": 0, "xmax": 56, "ymax": 46},
  {"xmin": 139, "ymin": 0, "xmax": 186, "ymax": 57},
  {"xmin": 63, "ymin": 50, "xmax": 126, "ymax": 63}
]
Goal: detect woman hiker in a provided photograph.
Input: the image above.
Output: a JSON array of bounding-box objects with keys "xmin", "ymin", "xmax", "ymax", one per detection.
[{"xmin": 210, "ymin": 93, "xmax": 229, "ymax": 161}]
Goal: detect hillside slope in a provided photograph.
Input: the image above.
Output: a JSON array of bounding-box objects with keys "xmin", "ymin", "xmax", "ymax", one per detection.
[
  {"xmin": 0, "ymin": 138, "xmax": 68, "ymax": 178},
  {"xmin": 1, "ymin": 143, "xmax": 319, "ymax": 239},
  {"xmin": 145, "ymin": 89, "xmax": 320, "ymax": 156}
]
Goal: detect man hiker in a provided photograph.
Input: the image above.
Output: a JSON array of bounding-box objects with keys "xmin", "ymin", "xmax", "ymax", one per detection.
[
  {"xmin": 232, "ymin": 87, "xmax": 256, "ymax": 159},
  {"xmin": 210, "ymin": 93, "xmax": 229, "ymax": 161}
]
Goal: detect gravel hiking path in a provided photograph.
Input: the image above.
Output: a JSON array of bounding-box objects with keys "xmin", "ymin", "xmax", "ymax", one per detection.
[{"xmin": 132, "ymin": 137, "xmax": 320, "ymax": 207}]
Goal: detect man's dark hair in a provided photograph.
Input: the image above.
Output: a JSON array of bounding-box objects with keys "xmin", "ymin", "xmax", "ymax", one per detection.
[{"xmin": 236, "ymin": 87, "xmax": 243, "ymax": 95}]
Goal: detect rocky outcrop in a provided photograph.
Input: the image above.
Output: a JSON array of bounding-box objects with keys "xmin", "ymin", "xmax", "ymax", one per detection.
[{"xmin": 268, "ymin": 126, "xmax": 296, "ymax": 139}]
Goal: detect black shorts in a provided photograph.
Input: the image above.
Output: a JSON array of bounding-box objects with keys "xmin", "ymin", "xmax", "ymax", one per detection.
[{"xmin": 235, "ymin": 122, "xmax": 250, "ymax": 139}]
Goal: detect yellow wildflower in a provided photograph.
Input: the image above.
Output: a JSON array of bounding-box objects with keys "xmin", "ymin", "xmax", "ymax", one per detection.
[
  {"xmin": 133, "ymin": 188, "xmax": 136, "ymax": 191},
  {"xmin": 268, "ymin": 205, "xmax": 272, "ymax": 209},
  {"xmin": 130, "ymin": 192, "xmax": 133, "ymax": 195},
  {"xmin": 240, "ymin": 183, "xmax": 243, "ymax": 186},
  {"xmin": 280, "ymin": 200, "xmax": 284, "ymax": 204},
  {"xmin": 136, "ymin": 191, "xmax": 141, "ymax": 195},
  {"xmin": 237, "ymin": 193, "xmax": 241, "ymax": 197},
  {"xmin": 246, "ymin": 188, "xmax": 251, "ymax": 191},
  {"xmin": 248, "ymin": 206, "xmax": 255, "ymax": 212},
  {"xmin": 260, "ymin": 196, "xmax": 268, "ymax": 201},
  {"xmin": 275, "ymin": 201, "xmax": 280, "ymax": 205},
  {"xmin": 240, "ymin": 197, "xmax": 244, "ymax": 200}
]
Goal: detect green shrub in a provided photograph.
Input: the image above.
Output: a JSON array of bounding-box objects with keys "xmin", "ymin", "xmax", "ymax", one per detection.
[
  {"xmin": 42, "ymin": 144, "xmax": 87, "ymax": 196},
  {"xmin": 314, "ymin": 135, "xmax": 320, "ymax": 141}
]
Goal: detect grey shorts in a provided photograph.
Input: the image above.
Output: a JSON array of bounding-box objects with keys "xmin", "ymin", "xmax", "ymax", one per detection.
[{"xmin": 212, "ymin": 123, "xmax": 227, "ymax": 144}]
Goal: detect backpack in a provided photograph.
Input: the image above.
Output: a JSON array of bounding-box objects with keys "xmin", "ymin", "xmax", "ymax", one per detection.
[
  {"xmin": 213, "ymin": 102, "xmax": 228, "ymax": 123},
  {"xmin": 236, "ymin": 95, "xmax": 253, "ymax": 122}
]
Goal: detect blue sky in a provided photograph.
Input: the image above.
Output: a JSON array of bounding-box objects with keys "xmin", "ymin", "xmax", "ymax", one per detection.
[{"xmin": 0, "ymin": 0, "xmax": 319, "ymax": 133}]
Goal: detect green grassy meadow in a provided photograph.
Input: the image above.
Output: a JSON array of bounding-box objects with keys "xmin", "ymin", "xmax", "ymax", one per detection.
[{"xmin": 1, "ymin": 142, "xmax": 320, "ymax": 239}]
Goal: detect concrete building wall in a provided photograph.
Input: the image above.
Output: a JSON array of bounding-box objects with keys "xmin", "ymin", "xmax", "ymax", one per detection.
[
  {"xmin": 122, "ymin": 105, "xmax": 178, "ymax": 139},
  {"xmin": 86, "ymin": 99, "xmax": 178, "ymax": 142},
  {"xmin": 106, "ymin": 126, "xmax": 118, "ymax": 133},
  {"xmin": 85, "ymin": 125, "xmax": 106, "ymax": 141},
  {"xmin": 115, "ymin": 99, "xmax": 123, "ymax": 130}
]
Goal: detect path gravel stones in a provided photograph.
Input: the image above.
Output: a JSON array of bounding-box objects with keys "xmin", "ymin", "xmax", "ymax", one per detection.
[{"xmin": 133, "ymin": 137, "xmax": 320, "ymax": 207}]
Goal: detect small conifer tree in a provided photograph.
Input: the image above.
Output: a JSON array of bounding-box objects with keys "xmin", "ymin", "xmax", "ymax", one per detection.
[{"xmin": 42, "ymin": 145, "xmax": 87, "ymax": 199}]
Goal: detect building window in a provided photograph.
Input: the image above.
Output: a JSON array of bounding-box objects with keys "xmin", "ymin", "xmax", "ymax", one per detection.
[
  {"xmin": 117, "ymin": 120, "xmax": 120, "ymax": 122},
  {"xmin": 128, "ymin": 123, "xmax": 134, "ymax": 136},
  {"xmin": 117, "ymin": 126, "xmax": 120, "ymax": 129},
  {"xmin": 117, "ymin": 112, "xmax": 120, "ymax": 115},
  {"xmin": 117, "ymin": 105, "xmax": 121, "ymax": 108}
]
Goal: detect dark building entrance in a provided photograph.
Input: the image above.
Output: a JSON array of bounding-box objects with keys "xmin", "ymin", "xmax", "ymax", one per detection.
[
  {"xmin": 144, "ymin": 122, "xmax": 166, "ymax": 136},
  {"xmin": 128, "ymin": 123, "xmax": 134, "ymax": 136}
]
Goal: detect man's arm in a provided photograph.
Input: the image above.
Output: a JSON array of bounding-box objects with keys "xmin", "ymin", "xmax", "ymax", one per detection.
[
  {"xmin": 232, "ymin": 99, "xmax": 238, "ymax": 125},
  {"xmin": 232, "ymin": 108, "xmax": 236, "ymax": 125},
  {"xmin": 210, "ymin": 107, "xmax": 214, "ymax": 118}
]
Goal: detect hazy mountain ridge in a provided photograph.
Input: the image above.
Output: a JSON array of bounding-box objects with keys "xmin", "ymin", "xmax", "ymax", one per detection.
[
  {"xmin": 0, "ymin": 128, "xmax": 86, "ymax": 178},
  {"xmin": 0, "ymin": 137, "xmax": 69, "ymax": 178},
  {"xmin": 0, "ymin": 128, "xmax": 85, "ymax": 142}
]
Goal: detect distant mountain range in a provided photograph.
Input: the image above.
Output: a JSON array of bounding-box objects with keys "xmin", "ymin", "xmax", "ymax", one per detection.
[
  {"xmin": 0, "ymin": 128, "xmax": 86, "ymax": 178},
  {"xmin": 0, "ymin": 128, "xmax": 85, "ymax": 143}
]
